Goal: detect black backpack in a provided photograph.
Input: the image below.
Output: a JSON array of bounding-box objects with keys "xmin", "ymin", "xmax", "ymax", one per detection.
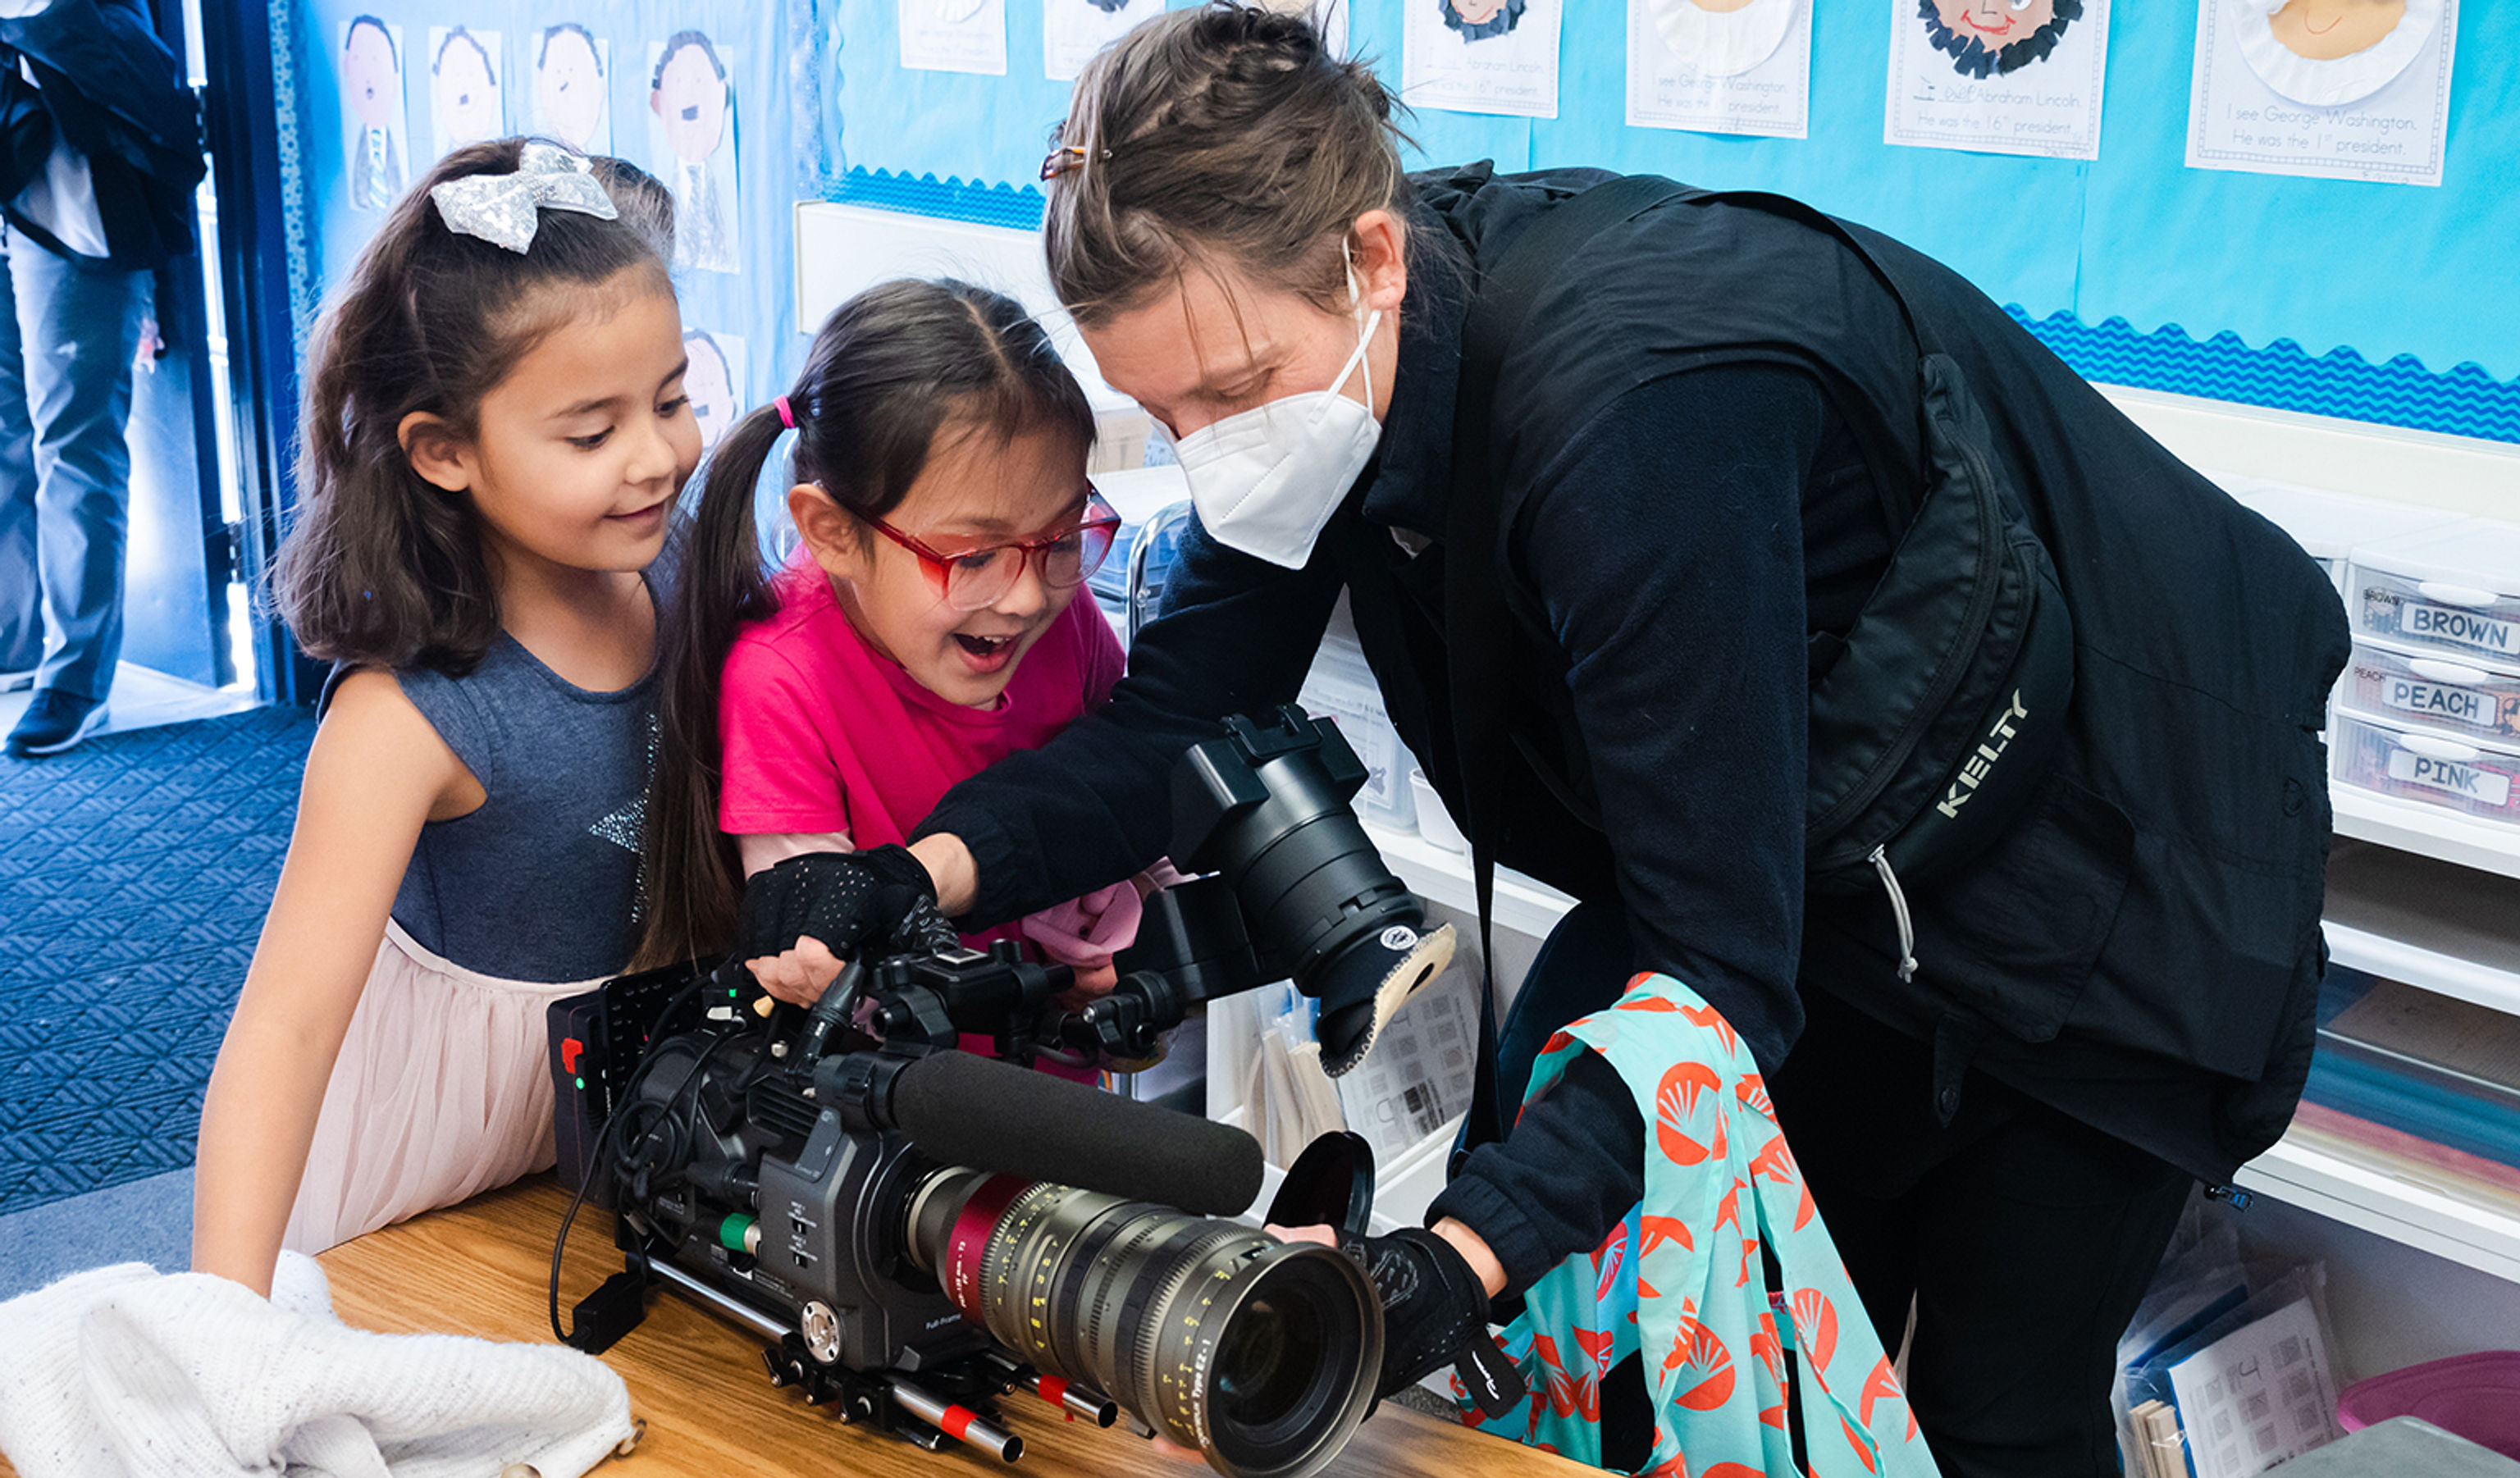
[{"xmin": 1445, "ymin": 176, "xmax": 2075, "ymax": 1150}]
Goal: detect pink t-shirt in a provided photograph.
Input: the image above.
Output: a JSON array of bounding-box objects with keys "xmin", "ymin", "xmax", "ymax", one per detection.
[
  {"xmin": 719, "ymin": 560, "xmax": 1127, "ymax": 1081},
  {"xmin": 719, "ymin": 555, "xmax": 1125, "ymax": 851}
]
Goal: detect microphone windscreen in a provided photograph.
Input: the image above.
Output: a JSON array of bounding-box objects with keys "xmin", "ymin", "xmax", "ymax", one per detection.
[{"xmin": 891, "ymin": 1050, "xmax": 1264, "ymax": 1216}]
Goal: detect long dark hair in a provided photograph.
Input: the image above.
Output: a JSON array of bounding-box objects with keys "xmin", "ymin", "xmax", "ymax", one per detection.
[
  {"xmin": 272, "ymin": 138, "xmax": 672, "ymax": 675},
  {"xmin": 634, "ymin": 279, "xmax": 1098, "ymax": 967}
]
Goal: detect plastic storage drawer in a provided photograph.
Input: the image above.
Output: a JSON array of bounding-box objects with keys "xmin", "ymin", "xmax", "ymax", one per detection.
[
  {"xmin": 2339, "ymin": 644, "xmax": 2520, "ymax": 746},
  {"xmin": 2349, "ymin": 518, "xmax": 2520, "ymax": 665},
  {"xmin": 2331, "ymin": 712, "xmax": 2520, "ymax": 824},
  {"xmin": 2226, "ymin": 481, "xmax": 2465, "ymax": 597}
]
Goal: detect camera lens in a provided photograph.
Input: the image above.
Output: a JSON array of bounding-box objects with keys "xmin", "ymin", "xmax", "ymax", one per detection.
[
  {"xmin": 911, "ymin": 1172, "xmax": 1381, "ymax": 1478},
  {"xmin": 1216, "ymin": 1292, "xmax": 1308, "ymax": 1426}
]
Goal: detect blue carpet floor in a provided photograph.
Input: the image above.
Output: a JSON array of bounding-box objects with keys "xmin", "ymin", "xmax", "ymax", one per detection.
[
  {"xmin": 0, "ymin": 706, "xmax": 312, "ymax": 1217},
  {"xmin": 0, "ymin": 1169, "xmax": 194, "ymax": 1298}
]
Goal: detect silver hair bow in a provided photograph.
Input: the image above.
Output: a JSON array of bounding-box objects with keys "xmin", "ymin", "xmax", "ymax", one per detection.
[{"xmin": 428, "ymin": 142, "xmax": 619, "ymax": 253}]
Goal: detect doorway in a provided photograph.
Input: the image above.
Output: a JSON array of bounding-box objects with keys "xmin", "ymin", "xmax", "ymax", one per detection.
[{"xmin": 0, "ymin": 0, "xmax": 267, "ymax": 742}]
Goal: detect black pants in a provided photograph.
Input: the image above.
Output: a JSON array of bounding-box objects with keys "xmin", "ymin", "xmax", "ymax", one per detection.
[{"xmin": 1771, "ymin": 987, "xmax": 2192, "ymax": 1478}]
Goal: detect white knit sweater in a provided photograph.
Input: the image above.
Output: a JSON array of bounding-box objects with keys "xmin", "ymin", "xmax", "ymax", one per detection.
[{"xmin": 0, "ymin": 1253, "xmax": 633, "ymax": 1478}]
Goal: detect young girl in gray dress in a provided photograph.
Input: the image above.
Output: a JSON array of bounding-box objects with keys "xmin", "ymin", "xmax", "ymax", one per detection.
[{"xmin": 192, "ymin": 139, "xmax": 700, "ymax": 1295}]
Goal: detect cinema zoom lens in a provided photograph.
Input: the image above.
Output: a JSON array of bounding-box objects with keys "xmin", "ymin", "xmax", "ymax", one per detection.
[{"xmin": 907, "ymin": 1170, "xmax": 1382, "ymax": 1478}]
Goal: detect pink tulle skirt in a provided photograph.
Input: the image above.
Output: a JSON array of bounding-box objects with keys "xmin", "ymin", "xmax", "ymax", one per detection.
[{"xmin": 282, "ymin": 920, "xmax": 599, "ymax": 1254}]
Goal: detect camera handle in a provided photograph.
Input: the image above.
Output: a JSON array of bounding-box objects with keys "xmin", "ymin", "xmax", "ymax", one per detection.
[
  {"xmin": 794, "ymin": 959, "xmax": 868, "ymax": 1064},
  {"xmin": 857, "ymin": 941, "xmax": 1075, "ymax": 1067}
]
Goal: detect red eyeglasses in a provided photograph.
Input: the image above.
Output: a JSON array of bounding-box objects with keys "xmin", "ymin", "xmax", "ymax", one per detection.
[{"xmin": 866, "ymin": 492, "xmax": 1124, "ymax": 612}]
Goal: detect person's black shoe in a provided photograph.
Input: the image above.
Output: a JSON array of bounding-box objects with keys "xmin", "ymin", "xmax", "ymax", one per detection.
[{"xmin": 5, "ymin": 688, "xmax": 107, "ymax": 756}]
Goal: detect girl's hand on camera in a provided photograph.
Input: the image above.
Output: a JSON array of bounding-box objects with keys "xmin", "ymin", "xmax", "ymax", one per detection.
[
  {"xmin": 744, "ymin": 934, "xmax": 844, "ymax": 1007},
  {"xmin": 738, "ymin": 844, "xmax": 941, "ymax": 956}
]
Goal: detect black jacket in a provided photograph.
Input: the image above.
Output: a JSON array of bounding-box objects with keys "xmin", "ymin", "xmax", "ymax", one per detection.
[
  {"xmin": 920, "ymin": 166, "xmax": 2349, "ymax": 1184},
  {"xmin": 0, "ymin": 0, "xmax": 201, "ymax": 269}
]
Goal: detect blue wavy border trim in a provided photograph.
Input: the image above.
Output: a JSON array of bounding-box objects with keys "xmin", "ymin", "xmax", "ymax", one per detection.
[
  {"xmin": 824, "ymin": 168, "xmax": 2520, "ymax": 447},
  {"xmin": 2011, "ymin": 309, "xmax": 2520, "ymax": 448},
  {"xmin": 829, "ymin": 167, "xmax": 1048, "ymax": 232}
]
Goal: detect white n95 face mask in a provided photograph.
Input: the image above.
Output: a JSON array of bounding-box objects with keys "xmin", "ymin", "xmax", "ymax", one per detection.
[{"xmin": 1172, "ymin": 268, "xmax": 1384, "ymax": 570}]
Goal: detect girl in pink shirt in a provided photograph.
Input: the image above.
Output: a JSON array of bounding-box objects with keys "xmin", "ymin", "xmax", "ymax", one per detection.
[{"xmin": 639, "ymin": 279, "xmax": 1148, "ymax": 1026}]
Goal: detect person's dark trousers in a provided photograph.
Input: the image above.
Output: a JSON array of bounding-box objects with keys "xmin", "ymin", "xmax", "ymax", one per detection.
[
  {"xmin": 1771, "ymin": 986, "xmax": 2193, "ymax": 1478},
  {"xmin": 0, "ymin": 222, "xmax": 152, "ymax": 700}
]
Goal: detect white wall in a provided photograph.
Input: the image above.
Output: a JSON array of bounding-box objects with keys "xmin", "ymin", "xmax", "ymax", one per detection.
[{"xmin": 2103, "ymin": 385, "xmax": 2520, "ymax": 516}]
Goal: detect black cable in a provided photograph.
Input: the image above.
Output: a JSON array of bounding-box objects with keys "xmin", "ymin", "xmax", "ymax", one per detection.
[
  {"xmin": 659, "ymin": 1029, "xmax": 756, "ymax": 1192},
  {"xmin": 548, "ymin": 978, "xmax": 704, "ymax": 1346},
  {"xmin": 549, "ymin": 974, "xmax": 801, "ymax": 1348},
  {"xmin": 548, "ymin": 1042, "xmax": 667, "ymax": 1344}
]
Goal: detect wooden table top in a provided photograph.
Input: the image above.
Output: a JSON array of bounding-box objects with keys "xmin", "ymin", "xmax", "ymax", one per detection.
[{"xmin": 271, "ymin": 1176, "xmax": 1580, "ymax": 1478}]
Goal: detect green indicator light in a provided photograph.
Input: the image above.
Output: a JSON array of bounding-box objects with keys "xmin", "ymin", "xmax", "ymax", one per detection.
[{"xmin": 574, "ymin": 1076, "xmax": 585, "ymax": 1090}]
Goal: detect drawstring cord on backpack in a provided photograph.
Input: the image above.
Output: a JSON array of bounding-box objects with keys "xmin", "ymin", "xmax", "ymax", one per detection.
[{"xmin": 1868, "ymin": 845, "xmax": 1920, "ymax": 983}]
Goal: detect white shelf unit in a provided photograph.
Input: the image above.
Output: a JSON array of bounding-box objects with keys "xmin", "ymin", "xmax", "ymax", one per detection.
[
  {"xmin": 2334, "ymin": 788, "xmax": 2520, "ymax": 885},
  {"xmin": 2114, "ymin": 384, "xmax": 2520, "ymax": 1370},
  {"xmin": 2321, "ymin": 840, "xmax": 2520, "ymax": 1020},
  {"xmin": 2235, "ymin": 1132, "xmax": 2520, "ymax": 1288},
  {"xmin": 2229, "ymin": 842, "xmax": 2520, "ymax": 1288}
]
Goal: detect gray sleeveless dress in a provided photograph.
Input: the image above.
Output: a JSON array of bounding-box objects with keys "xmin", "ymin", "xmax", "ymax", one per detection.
[{"xmin": 285, "ymin": 561, "xmax": 668, "ymax": 1252}]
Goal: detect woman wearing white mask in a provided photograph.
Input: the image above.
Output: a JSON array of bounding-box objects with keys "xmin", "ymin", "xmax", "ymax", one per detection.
[{"xmin": 734, "ymin": 7, "xmax": 2346, "ymax": 1475}]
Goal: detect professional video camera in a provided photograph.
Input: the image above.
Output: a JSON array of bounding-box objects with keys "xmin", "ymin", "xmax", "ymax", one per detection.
[{"xmin": 546, "ymin": 709, "xmax": 1456, "ymax": 1478}]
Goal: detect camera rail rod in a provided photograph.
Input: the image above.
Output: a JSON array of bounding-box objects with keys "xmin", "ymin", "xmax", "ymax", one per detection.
[
  {"xmin": 892, "ymin": 1376, "xmax": 1021, "ymax": 1462},
  {"xmin": 645, "ymin": 1257, "xmax": 789, "ymax": 1345}
]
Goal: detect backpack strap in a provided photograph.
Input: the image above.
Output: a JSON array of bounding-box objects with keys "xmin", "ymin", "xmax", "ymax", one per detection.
[
  {"xmin": 1448, "ymin": 175, "xmax": 1691, "ymax": 1164},
  {"xmin": 1706, "ymin": 189, "xmax": 1942, "ymax": 357},
  {"xmin": 1701, "ymin": 192, "xmax": 2050, "ymax": 885}
]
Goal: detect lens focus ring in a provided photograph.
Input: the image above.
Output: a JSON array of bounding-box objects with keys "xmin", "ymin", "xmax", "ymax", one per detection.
[{"xmin": 920, "ymin": 1178, "xmax": 1382, "ymax": 1478}]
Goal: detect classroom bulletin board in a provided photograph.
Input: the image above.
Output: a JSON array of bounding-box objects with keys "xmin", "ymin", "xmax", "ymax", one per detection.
[
  {"xmin": 276, "ymin": 0, "xmax": 2520, "ymax": 445},
  {"xmin": 285, "ymin": 0, "xmax": 846, "ymax": 463}
]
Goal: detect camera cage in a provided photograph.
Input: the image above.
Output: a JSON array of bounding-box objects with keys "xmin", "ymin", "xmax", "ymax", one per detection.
[
  {"xmin": 541, "ymin": 709, "xmax": 1436, "ymax": 1475},
  {"xmin": 546, "ymin": 938, "xmax": 1379, "ymax": 1476}
]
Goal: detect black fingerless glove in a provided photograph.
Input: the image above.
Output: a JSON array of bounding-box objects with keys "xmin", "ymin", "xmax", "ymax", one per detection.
[
  {"xmin": 1363, "ymin": 1229, "xmax": 1527, "ymax": 1417},
  {"xmin": 737, "ymin": 845, "xmax": 945, "ymax": 962}
]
